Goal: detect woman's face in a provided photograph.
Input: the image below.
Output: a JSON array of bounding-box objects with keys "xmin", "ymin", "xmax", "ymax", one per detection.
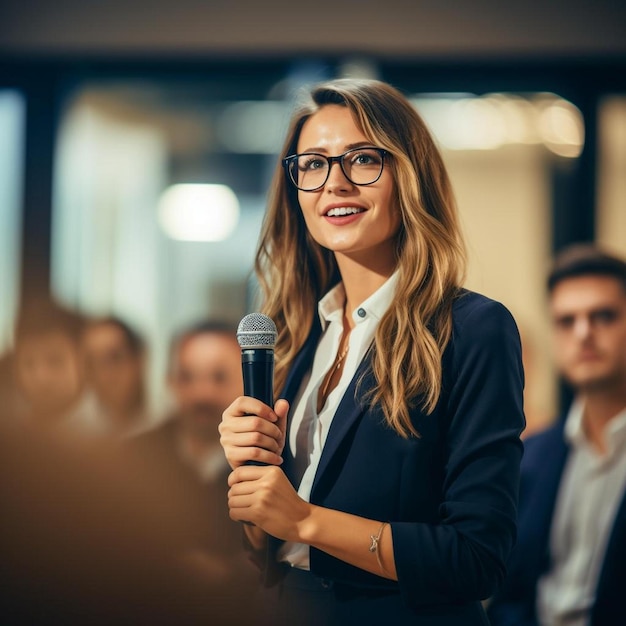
[{"xmin": 295, "ymin": 104, "xmax": 401, "ymax": 269}]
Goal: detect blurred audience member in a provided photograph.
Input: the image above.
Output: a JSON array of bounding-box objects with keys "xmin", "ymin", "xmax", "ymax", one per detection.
[
  {"xmin": 82, "ymin": 316, "xmax": 150, "ymax": 437},
  {"xmin": 11, "ymin": 300, "xmax": 102, "ymax": 437},
  {"xmin": 130, "ymin": 319, "xmax": 256, "ymax": 608},
  {"xmin": 487, "ymin": 244, "xmax": 626, "ymax": 626},
  {"xmin": 0, "ymin": 418, "xmax": 253, "ymax": 625},
  {"xmin": 164, "ymin": 319, "xmax": 244, "ymax": 477}
]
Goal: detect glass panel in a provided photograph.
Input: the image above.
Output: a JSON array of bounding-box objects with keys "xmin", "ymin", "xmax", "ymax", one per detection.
[
  {"xmin": 0, "ymin": 89, "xmax": 25, "ymax": 354},
  {"xmin": 597, "ymin": 96, "xmax": 626, "ymax": 256}
]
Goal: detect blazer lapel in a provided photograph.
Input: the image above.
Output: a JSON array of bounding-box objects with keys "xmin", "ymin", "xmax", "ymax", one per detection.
[
  {"xmin": 310, "ymin": 355, "xmax": 374, "ymax": 496},
  {"xmin": 280, "ymin": 323, "xmax": 375, "ymax": 497},
  {"xmin": 281, "ymin": 324, "xmax": 322, "ymax": 404},
  {"xmin": 594, "ymin": 484, "xmax": 626, "ymax": 603},
  {"xmin": 279, "ymin": 322, "xmax": 322, "ymax": 482}
]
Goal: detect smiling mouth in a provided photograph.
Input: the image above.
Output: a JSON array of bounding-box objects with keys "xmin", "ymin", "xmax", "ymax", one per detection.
[{"xmin": 325, "ymin": 207, "xmax": 366, "ymax": 217}]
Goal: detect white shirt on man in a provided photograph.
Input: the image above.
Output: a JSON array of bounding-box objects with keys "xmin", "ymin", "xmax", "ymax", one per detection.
[{"xmin": 537, "ymin": 399, "xmax": 626, "ymax": 626}]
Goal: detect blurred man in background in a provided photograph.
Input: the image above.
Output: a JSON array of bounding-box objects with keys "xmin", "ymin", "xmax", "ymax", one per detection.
[
  {"xmin": 163, "ymin": 319, "xmax": 244, "ymax": 479},
  {"xmin": 487, "ymin": 244, "xmax": 626, "ymax": 626},
  {"xmin": 82, "ymin": 315, "xmax": 150, "ymax": 437},
  {"xmin": 131, "ymin": 319, "xmax": 256, "ymax": 611}
]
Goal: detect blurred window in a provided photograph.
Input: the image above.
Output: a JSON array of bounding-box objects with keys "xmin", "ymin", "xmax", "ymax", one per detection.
[
  {"xmin": 597, "ymin": 96, "xmax": 626, "ymax": 256},
  {"xmin": 0, "ymin": 89, "xmax": 25, "ymax": 353},
  {"xmin": 50, "ymin": 73, "xmax": 301, "ymax": 415}
]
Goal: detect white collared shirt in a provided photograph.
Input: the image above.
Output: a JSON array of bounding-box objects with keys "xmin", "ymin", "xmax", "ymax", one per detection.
[
  {"xmin": 278, "ymin": 272, "xmax": 399, "ymax": 569},
  {"xmin": 537, "ymin": 399, "xmax": 626, "ymax": 626}
]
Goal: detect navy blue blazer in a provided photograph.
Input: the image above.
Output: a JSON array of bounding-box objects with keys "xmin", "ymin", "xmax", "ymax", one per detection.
[
  {"xmin": 258, "ymin": 290, "xmax": 525, "ymax": 623},
  {"xmin": 487, "ymin": 416, "xmax": 626, "ymax": 626}
]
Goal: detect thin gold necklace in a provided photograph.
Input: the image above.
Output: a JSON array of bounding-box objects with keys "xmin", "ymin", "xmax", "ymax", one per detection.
[{"xmin": 319, "ymin": 340, "xmax": 350, "ymax": 403}]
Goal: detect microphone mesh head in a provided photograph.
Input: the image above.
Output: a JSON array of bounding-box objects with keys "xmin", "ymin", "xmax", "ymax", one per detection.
[{"xmin": 237, "ymin": 313, "xmax": 277, "ymax": 349}]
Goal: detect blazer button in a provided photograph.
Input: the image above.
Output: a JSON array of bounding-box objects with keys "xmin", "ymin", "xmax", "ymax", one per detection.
[{"xmin": 320, "ymin": 578, "xmax": 332, "ymax": 589}]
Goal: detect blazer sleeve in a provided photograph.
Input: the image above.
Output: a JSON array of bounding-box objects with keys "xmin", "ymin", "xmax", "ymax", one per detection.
[{"xmin": 392, "ymin": 297, "xmax": 526, "ymax": 607}]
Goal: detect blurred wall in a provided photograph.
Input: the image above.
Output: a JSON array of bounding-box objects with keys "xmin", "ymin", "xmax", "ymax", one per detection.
[{"xmin": 450, "ymin": 147, "xmax": 556, "ymax": 428}]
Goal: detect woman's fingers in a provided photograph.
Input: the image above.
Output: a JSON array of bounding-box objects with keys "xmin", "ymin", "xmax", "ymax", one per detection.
[
  {"xmin": 222, "ymin": 395, "xmax": 279, "ymax": 421},
  {"xmin": 225, "ymin": 444, "xmax": 282, "ymax": 467},
  {"xmin": 219, "ymin": 396, "xmax": 286, "ymax": 468},
  {"xmin": 227, "ymin": 466, "xmax": 310, "ymax": 540}
]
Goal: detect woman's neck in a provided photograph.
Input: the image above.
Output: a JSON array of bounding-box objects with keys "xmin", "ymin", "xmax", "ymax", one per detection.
[{"xmin": 335, "ymin": 253, "xmax": 396, "ymax": 321}]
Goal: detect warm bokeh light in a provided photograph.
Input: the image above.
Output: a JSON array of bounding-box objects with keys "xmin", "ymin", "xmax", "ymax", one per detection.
[
  {"xmin": 412, "ymin": 92, "xmax": 584, "ymax": 157},
  {"xmin": 157, "ymin": 183, "xmax": 240, "ymax": 242},
  {"xmin": 538, "ymin": 99, "xmax": 585, "ymax": 158}
]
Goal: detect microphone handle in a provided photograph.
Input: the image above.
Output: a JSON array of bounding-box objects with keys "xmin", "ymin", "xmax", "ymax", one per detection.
[
  {"xmin": 241, "ymin": 349, "xmax": 274, "ymax": 406},
  {"xmin": 242, "ymin": 349, "xmax": 274, "ymax": 466}
]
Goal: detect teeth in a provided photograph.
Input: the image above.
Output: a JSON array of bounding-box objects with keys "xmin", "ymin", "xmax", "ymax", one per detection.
[{"xmin": 326, "ymin": 207, "xmax": 364, "ymax": 217}]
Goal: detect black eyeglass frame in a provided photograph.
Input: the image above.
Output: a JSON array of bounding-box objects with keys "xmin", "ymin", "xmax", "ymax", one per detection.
[{"xmin": 282, "ymin": 147, "xmax": 388, "ymax": 192}]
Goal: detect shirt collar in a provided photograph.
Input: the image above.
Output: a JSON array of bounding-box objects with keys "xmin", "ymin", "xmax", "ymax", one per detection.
[
  {"xmin": 565, "ymin": 397, "xmax": 626, "ymax": 459},
  {"xmin": 605, "ymin": 406, "xmax": 626, "ymax": 457},
  {"xmin": 317, "ymin": 271, "xmax": 399, "ymax": 330},
  {"xmin": 564, "ymin": 398, "xmax": 586, "ymax": 447}
]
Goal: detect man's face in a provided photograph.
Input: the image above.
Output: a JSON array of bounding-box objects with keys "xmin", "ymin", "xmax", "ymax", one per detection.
[
  {"xmin": 169, "ymin": 333, "xmax": 242, "ymax": 440},
  {"xmin": 15, "ymin": 332, "xmax": 84, "ymax": 416},
  {"xmin": 82, "ymin": 323, "xmax": 143, "ymax": 413},
  {"xmin": 550, "ymin": 275, "xmax": 626, "ymax": 392}
]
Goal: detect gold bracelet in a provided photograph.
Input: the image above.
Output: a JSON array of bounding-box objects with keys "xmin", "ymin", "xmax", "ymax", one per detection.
[{"xmin": 369, "ymin": 521, "xmax": 390, "ymax": 576}]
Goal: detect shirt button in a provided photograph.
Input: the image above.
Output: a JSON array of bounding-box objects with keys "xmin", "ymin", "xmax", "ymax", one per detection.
[{"xmin": 357, "ymin": 308, "xmax": 366, "ymax": 318}]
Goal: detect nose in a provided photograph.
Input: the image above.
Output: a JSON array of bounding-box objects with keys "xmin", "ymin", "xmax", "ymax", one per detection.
[
  {"xmin": 572, "ymin": 316, "xmax": 592, "ymax": 340},
  {"xmin": 324, "ymin": 160, "xmax": 353, "ymax": 192}
]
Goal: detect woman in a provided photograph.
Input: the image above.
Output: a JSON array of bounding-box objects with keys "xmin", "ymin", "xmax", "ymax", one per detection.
[{"xmin": 219, "ymin": 78, "xmax": 525, "ymax": 625}]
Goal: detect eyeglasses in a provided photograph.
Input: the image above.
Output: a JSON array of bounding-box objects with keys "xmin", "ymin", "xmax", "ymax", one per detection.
[{"xmin": 282, "ymin": 147, "xmax": 387, "ymax": 192}]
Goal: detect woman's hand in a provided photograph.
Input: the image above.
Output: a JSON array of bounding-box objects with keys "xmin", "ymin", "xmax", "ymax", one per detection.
[
  {"xmin": 227, "ymin": 464, "xmax": 312, "ymax": 542},
  {"xmin": 218, "ymin": 397, "xmax": 289, "ymax": 469}
]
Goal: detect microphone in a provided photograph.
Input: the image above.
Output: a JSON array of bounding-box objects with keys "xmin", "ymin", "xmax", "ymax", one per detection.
[
  {"xmin": 237, "ymin": 313, "xmax": 277, "ymax": 466},
  {"xmin": 237, "ymin": 312, "xmax": 276, "ymax": 406}
]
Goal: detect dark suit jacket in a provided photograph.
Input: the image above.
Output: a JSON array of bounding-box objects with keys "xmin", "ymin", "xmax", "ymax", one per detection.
[
  {"xmin": 487, "ymin": 415, "xmax": 626, "ymax": 626},
  {"xmin": 130, "ymin": 419, "xmax": 261, "ymax": 621},
  {"xmin": 259, "ymin": 290, "xmax": 525, "ymax": 624}
]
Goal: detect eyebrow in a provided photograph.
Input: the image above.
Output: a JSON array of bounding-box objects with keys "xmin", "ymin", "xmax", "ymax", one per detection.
[{"xmin": 298, "ymin": 141, "xmax": 376, "ymax": 154}]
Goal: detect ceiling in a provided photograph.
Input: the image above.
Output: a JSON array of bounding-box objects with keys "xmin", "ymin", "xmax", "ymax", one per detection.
[{"xmin": 1, "ymin": 0, "xmax": 625, "ymax": 59}]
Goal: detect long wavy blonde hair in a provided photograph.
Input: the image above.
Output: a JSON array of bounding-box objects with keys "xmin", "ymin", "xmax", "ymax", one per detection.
[{"xmin": 255, "ymin": 78, "xmax": 466, "ymax": 437}]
